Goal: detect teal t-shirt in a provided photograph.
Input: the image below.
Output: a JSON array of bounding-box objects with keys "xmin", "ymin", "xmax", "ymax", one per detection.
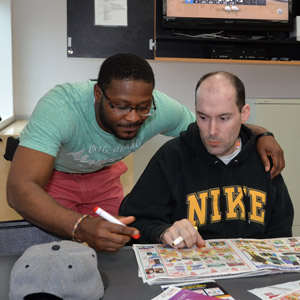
[{"xmin": 19, "ymin": 80, "xmax": 195, "ymax": 173}]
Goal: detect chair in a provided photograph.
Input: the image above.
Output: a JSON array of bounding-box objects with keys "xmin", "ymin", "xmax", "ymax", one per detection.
[
  {"xmin": 1, "ymin": 137, "xmax": 64, "ymax": 254},
  {"xmin": 3, "ymin": 136, "xmax": 19, "ymax": 162}
]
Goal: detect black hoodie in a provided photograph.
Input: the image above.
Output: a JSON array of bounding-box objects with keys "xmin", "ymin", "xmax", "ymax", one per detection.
[{"xmin": 120, "ymin": 122, "xmax": 294, "ymax": 243}]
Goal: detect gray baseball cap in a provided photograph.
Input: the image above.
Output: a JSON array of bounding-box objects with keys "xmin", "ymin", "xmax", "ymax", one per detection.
[{"xmin": 9, "ymin": 240, "xmax": 104, "ymax": 300}]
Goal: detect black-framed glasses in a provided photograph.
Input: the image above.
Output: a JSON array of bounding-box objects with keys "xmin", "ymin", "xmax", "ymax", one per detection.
[{"xmin": 99, "ymin": 87, "xmax": 156, "ymax": 117}]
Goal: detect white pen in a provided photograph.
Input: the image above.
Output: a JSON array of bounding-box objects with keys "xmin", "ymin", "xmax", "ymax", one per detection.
[
  {"xmin": 172, "ymin": 226, "xmax": 198, "ymax": 246},
  {"xmin": 94, "ymin": 206, "xmax": 141, "ymax": 239},
  {"xmin": 172, "ymin": 236, "xmax": 184, "ymax": 246}
]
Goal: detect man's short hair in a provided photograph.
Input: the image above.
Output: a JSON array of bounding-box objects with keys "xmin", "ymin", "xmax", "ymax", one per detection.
[
  {"xmin": 195, "ymin": 71, "xmax": 245, "ymax": 112},
  {"xmin": 97, "ymin": 53, "xmax": 155, "ymax": 90}
]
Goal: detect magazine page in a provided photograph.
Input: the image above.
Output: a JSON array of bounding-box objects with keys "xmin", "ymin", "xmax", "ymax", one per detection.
[
  {"xmin": 151, "ymin": 286, "xmax": 217, "ymax": 300},
  {"xmin": 248, "ymin": 280, "xmax": 300, "ymax": 299},
  {"xmin": 271, "ymin": 289, "xmax": 300, "ymax": 300},
  {"xmin": 161, "ymin": 280, "xmax": 235, "ymax": 299},
  {"xmin": 228, "ymin": 237, "xmax": 300, "ymax": 272},
  {"xmin": 133, "ymin": 240, "xmax": 264, "ymax": 285}
]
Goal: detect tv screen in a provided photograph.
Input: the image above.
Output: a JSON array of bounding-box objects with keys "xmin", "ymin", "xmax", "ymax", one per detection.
[{"xmin": 162, "ymin": 0, "xmax": 292, "ymax": 32}]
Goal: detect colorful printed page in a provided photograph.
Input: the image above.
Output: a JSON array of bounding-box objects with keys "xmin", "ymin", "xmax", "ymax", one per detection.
[
  {"xmin": 133, "ymin": 237, "xmax": 300, "ymax": 285},
  {"xmin": 230, "ymin": 238, "xmax": 300, "ymax": 272},
  {"xmin": 151, "ymin": 286, "xmax": 218, "ymax": 300},
  {"xmin": 133, "ymin": 241, "xmax": 263, "ymax": 285},
  {"xmin": 161, "ymin": 279, "xmax": 234, "ymax": 300},
  {"xmin": 249, "ymin": 280, "xmax": 300, "ymax": 299},
  {"xmin": 272, "ymin": 289, "xmax": 300, "ymax": 300}
]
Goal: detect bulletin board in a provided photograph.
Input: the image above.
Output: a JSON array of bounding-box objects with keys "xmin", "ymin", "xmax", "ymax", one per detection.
[{"xmin": 67, "ymin": 0, "xmax": 154, "ymax": 59}]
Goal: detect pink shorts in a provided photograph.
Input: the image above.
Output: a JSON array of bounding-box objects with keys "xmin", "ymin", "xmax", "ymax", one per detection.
[{"xmin": 43, "ymin": 161, "xmax": 128, "ymax": 216}]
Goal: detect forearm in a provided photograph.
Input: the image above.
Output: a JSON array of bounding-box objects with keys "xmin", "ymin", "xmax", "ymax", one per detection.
[
  {"xmin": 245, "ymin": 123, "xmax": 268, "ymax": 135},
  {"xmin": 7, "ymin": 180, "xmax": 80, "ymax": 238},
  {"xmin": 6, "ymin": 147, "xmax": 139, "ymax": 252}
]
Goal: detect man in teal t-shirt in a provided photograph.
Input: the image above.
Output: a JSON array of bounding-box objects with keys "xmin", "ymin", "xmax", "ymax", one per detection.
[
  {"xmin": 18, "ymin": 80, "xmax": 195, "ymax": 216},
  {"xmin": 7, "ymin": 53, "xmax": 285, "ymax": 252}
]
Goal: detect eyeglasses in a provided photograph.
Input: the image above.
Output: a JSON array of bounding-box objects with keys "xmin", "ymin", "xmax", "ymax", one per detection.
[{"xmin": 99, "ymin": 87, "xmax": 156, "ymax": 117}]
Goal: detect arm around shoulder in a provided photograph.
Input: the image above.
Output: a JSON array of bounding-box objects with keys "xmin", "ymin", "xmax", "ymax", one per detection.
[{"xmin": 245, "ymin": 123, "xmax": 285, "ymax": 178}]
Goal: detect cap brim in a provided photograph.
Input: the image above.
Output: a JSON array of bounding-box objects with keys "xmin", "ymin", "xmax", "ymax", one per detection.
[{"xmin": 100, "ymin": 270, "xmax": 109, "ymax": 290}]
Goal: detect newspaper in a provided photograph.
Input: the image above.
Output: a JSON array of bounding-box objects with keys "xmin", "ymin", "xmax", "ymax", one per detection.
[
  {"xmin": 133, "ymin": 237, "xmax": 300, "ymax": 285},
  {"xmin": 151, "ymin": 286, "xmax": 216, "ymax": 300},
  {"xmin": 249, "ymin": 280, "xmax": 300, "ymax": 299},
  {"xmin": 161, "ymin": 279, "xmax": 235, "ymax": 299}
]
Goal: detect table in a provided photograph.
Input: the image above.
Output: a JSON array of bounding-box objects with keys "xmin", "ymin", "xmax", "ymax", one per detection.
[{"xmin": 1, "ymin": 246, "xmax": 300, "ymax": 300}]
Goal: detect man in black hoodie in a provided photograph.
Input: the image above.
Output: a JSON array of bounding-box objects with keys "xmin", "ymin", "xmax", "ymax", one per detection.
[{"xmin": 120, "ymin": 71, "xmax": 294, "ymax": 249}]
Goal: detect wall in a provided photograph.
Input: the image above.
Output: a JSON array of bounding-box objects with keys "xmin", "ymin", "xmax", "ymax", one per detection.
[
  {"xmin": 0, "ymin": 0, "xmax": 13, "ymax": 126},
  {"xmin": 11, "ymin": 0, "xmax": 300, "ymax": 179}
]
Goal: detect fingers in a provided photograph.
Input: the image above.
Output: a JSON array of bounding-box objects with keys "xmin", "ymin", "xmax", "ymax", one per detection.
[
  {"xmin": 118, "ymin": 215, "xmax": 136, "ymax": 224},
  {"xmin": 261, "ymin": 150, "xmax": 285, "ymax": 179},
  {"xmin": 117, "ymin": 216, "xmax": 140, "ymax": 238},
  {"xmin": 183, "ymin": 224, "xmax": 199, "ymax": 248},
  {"xmin": 99, "ymin": 219, "xmax": 139, "ymax": 241},
  {"xmin": 160, "ymin": 227, "xmax": 177, "ymax": 246},
  {"xmin": 161, "ymin": 224, "xmax": 186, "ymax": 247},
  {"xmin": 196, "ymin": 235, "xmax": 206, "ymax": 248},
  {"xmin": 260, "ymin": 151, "xmax": 271, "ymax": 173},
  {"xmin": 95, "ymin": 223, "xmax": 131, "ymax": 248},
  {"xmin": 256, "ymin": 136, "xmax": 285, "ymax": 179},
  {"xmin": 161, "ymin": 219, "xmax": 204, "ymax": 249},
  {"xmin": 269, "ymin": 152, "xmax": 285, "ymax": 179},
  {"xmin": 86, "ymin": 217, "xmax": 140, "ymax": 252}
]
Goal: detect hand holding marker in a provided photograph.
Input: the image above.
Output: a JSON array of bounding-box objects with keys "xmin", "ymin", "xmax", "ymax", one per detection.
[
  {"xmin": 172, "ymin": 226, "xmax": 199, "ymax": 247},
  {"xmin": 172, "ymin": 236, "xmax": 184, "ymax": 247},
  {"xmin": 94, "ymin": 206, "xmax": 141, "ymax": 239}
]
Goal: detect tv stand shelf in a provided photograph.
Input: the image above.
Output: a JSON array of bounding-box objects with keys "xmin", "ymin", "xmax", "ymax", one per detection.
[
  {"xmin": 155, "ymin": 0, "xmax": 300, "ymax": 64},
  {"xmin": 155, "ymin": 35, "xmax": 300, "ymax": 63},
  {"xmin": 154, "ymin": 57, "xmax": 300, "ymax": 65}
]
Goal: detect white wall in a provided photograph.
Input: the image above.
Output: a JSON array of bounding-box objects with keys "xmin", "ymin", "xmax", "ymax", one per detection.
[
  {"xmin": 0, "ymin": 0, "xmax": 13, "ymax": 126},
  {"xmin": 10, "ymin": 0, "xmax": 300, "ymax": 178},
  {"xmin": 11, "ymin": 0, "xmax": 300, "ymax": 117}
]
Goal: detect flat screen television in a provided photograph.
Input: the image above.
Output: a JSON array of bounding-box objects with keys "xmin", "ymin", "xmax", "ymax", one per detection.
[{"xmin": 161, "ymin": 0, "xmax": 293, "ymax": 34}]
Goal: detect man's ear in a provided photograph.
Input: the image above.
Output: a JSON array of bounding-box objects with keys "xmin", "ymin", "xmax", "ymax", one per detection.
[
  {"xmin": 94, "ymin": 84, "xmax": 102, "ymax": 104},
  {"xmin": 241, "ymin": 104, "xmax": 250, "ymax": 123}
]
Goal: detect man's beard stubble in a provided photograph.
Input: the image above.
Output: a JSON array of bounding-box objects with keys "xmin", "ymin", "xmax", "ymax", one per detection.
[{"xmin": 98, "ymin": 100, "xmax": 142, "ymax": 140}]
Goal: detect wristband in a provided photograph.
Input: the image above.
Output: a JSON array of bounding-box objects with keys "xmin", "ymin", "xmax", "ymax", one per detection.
[
  {"xmin": 256, "ymin": 132, "xmax": 274, "ymax": 141},
  {"xmin": 71, "ymin": 214, "xmax": 91, "ymax": 243}
]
